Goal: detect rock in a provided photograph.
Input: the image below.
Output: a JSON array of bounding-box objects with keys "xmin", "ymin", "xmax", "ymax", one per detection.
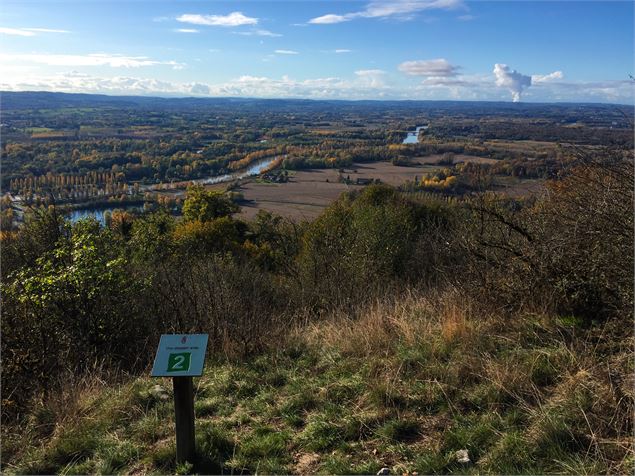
[
  {"xmin": 150, "ymin": 384, "xmax": 169, "ymax": 401},
  {"xmin": 455, "ymin": 449, "xmax": 470, "ymax": 464},
  {"xmin": 377, "ymin": 468, "xmax": 390, "ymax": 475}
]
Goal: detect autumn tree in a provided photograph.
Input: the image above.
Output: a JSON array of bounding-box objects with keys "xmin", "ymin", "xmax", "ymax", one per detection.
[{"xmin": 182, "ymin": 185, "xmax": 238, "ymax": 222}]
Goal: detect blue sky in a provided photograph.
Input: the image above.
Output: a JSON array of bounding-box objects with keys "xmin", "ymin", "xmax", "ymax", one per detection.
[{"xmin": 1, "ymin": 1, "xmax": 633, "ymax": 103}]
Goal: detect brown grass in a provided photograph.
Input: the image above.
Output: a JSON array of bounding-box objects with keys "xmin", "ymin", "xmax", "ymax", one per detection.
[{"xmin": 301, "ymin": 288, "xmax": 487, "ymax": 357}]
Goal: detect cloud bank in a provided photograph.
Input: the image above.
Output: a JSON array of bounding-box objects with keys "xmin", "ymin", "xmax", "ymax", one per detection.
[{"xmin": 2, "ymin": 62, "xmax": 632, "ymax": 104}]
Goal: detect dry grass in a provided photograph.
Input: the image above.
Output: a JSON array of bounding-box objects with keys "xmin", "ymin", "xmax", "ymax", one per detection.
[
  {"xmin": 295, "ymin": 289, "xmax": 634, "ymax": 475},
  {"xmin": 301, "ymin": 287, "xmax": 486, "ymax": 357}
]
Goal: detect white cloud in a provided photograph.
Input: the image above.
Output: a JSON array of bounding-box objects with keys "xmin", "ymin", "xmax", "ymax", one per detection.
[
  {"xmin": 24, "ymin": 28, "xmax": 70, "ymax": 33},
  {"xmin": 493, "ymin": 63, "xmax": 532, "ymax": 102},
  {"xmin": 0, "ymin": 53, "xmax": 184, "ymax": 69},
  {"xmin": 174, "ymin": 28, "xmax": 199, "ymax": 33},
  {"xmin": 309, "ymin": 14, "xmax": 349, "ymax": 25},
  {"xmin": 532, "ymin": 71, "xmax": 564, "ymax": 83},
  {"xmin": 176, "ymin": 12, "xmax": 258, "ymax": 27},
  {"xmin": 398, "ymin": 59, "xmax": 460, "ymax": 77},
  {"xmin": 364, "ymin": 0, "xmax": 461, "ymax": 18},
  {"xmin": 308, "ymin": 0, "xmax": 464, "ymax": 24},
  {"xmin": 274, "ymin": 49, "xmax": 299, "ymax": 55},
  {"xmin": 189, "ymin": 83, "xmax": 210, "ymax": 95},
  {"xmin": 355, "ymin": 69, "xmax": 386, "ymax": 76},
  {"xmin": 355, "ymin": 69, "xmax": 387, "ymax": 88},
  {"xmin": 213, "ymin": 73, "xmax": 390, "ymax": 98},
  {"xmin": 0, "ymin": 27, "xmax": 35, "ymax": 36},
  {"xmin": 334, "ymin": 49, "xmax": 352, "ymax": 53},
  {"xmin": 235, "ymin": 29, "xmax": 282, "ymax": 37},
  {"xmin": 0, "ymin": 26, "xmax": 70, "ymax": 36}
]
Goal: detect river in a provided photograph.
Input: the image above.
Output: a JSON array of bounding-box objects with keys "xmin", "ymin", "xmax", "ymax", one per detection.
[
  {"xmin": 68, "ymin": 205, "xmax": 144, "ymax": 225},
  {"xmin": 69, "ymin": 156, "xmax": 278, "ymax": 223},
  {"xmin": 402, "ymin": 125, "xmax": 428, "ymax": 144},
  {"xmin": 199, "ymin": 156, "xmax": 277, "ymax": 185}
]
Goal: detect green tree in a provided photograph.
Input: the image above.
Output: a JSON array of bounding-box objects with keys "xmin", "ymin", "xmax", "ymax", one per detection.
[
  {"xmin": 298, "ymin": 185, "xmax": 419, "ymax": 308},
  {"xmin": 182, "ymin": 185, "xmax": 238, "ymax": 222}
]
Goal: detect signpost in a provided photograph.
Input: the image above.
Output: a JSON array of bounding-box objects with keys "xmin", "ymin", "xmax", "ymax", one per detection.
[{"xmin": 151, "ymin": 334, "xmax": 208, "ymax": 464}]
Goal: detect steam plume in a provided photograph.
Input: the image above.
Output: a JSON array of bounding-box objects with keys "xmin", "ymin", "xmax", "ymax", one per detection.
[{"xmin": 493, "ymin": 63, "xmax": 531, "ymax": 102}]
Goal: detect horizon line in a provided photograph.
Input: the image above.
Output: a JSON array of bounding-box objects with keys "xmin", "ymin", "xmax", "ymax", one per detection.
[{"xmin": 2, "ymin": 90, "xmax": 634, "ymax": 107}]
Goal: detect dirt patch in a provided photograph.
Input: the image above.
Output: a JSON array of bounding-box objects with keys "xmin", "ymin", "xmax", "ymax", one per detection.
[
  {"xmin": 294, "ymin": 452, "xmax": 321, "ymax": 474},
  {"xmin": 231, "ymin": 170, "xmax": 356, "ymax": 221}
]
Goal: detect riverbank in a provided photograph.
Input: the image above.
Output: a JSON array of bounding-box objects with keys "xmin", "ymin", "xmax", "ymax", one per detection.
[{"xmin": 65, "ymin": 157, "xmax": 279, "ymax": 223}]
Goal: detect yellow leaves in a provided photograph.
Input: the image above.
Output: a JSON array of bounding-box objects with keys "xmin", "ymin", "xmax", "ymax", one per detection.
[
  {"xmin": 419, "ymin": 174, "xmax": 457, "ymax": 190},
  {"xmin": 445, "ymin": 176, "xmax": 458, "ymax": 187},
  {"xmin": 388, "ymin": 144, "xmax": 408, "ymax": 152}
]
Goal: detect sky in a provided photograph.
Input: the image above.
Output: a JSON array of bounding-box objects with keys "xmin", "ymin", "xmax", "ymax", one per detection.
[{"xmin": 1, "ymin": 0, "xmax": 634, "ymax": 103}]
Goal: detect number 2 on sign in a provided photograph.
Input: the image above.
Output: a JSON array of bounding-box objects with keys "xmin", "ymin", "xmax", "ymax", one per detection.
[{"xmin": 167, "ymin": 352, "xmax": 191, "ymax": 372}]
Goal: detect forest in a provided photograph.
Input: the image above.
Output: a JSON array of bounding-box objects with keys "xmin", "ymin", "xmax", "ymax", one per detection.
[{"xmin": 2, "ymin": 92, "xmax": 632, "ymax": 211}]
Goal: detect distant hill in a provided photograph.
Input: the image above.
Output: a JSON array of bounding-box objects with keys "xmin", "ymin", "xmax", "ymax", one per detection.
[{"xmin": 2, "ymin": 90, "xmax": 632, "ymax": 115}]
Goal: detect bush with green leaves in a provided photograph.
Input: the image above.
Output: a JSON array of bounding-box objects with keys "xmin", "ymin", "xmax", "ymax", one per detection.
[{"xmin": 2, "ymin": 216, "xmax": 150, "ymax": 419}]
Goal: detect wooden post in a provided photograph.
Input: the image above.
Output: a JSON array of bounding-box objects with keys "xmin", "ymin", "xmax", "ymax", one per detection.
[{"xmin": 173, "ymin": 376, "xmax": 195, "ymax": 464}]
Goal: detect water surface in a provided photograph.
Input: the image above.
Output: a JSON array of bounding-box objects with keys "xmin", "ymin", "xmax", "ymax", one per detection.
[{"xmin": 402, "ymin": 125, "xmax": 428, "ymax": 144}]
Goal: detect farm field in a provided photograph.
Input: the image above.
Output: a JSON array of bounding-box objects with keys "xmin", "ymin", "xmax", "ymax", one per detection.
[
  {"xmin": 210, "ymin": 158, "xmax": 541, "ymax": 221},
  {"xmin": 214, "ymin": 161, "xmax": 447, "ymax": 221}
]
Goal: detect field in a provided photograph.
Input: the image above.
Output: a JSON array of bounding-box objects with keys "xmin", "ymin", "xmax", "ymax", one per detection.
[
  {"xmin": 209, "ymin": 157, "xmax": 542, "ymax": 221},
  {"xmin": 216, "ymin": 161, "xmax": 446, "ymax": 221}
]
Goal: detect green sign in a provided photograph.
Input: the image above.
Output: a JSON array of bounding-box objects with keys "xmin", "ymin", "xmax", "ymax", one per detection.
[
  {"xmin": 167, "ymin": 352, "xmax": 192, "ymax": 372},
  {"xmin": 151, "ymin": 334, "xmax": 208, "ymax": 377}
]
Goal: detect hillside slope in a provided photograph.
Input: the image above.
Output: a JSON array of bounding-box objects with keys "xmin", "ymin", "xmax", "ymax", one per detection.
[{"xmin": 4, "ymin": 291, "xmax": 632, "ymax": 475}]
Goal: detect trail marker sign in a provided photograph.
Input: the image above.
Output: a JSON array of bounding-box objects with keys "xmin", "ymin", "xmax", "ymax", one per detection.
[
  {"xmin": 151, "ymin": 334, "xmax": 208, "ymax": 465},
  {"xmin": 151, "ymin": 334, "xmax": 208, "ymax": 377}
]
